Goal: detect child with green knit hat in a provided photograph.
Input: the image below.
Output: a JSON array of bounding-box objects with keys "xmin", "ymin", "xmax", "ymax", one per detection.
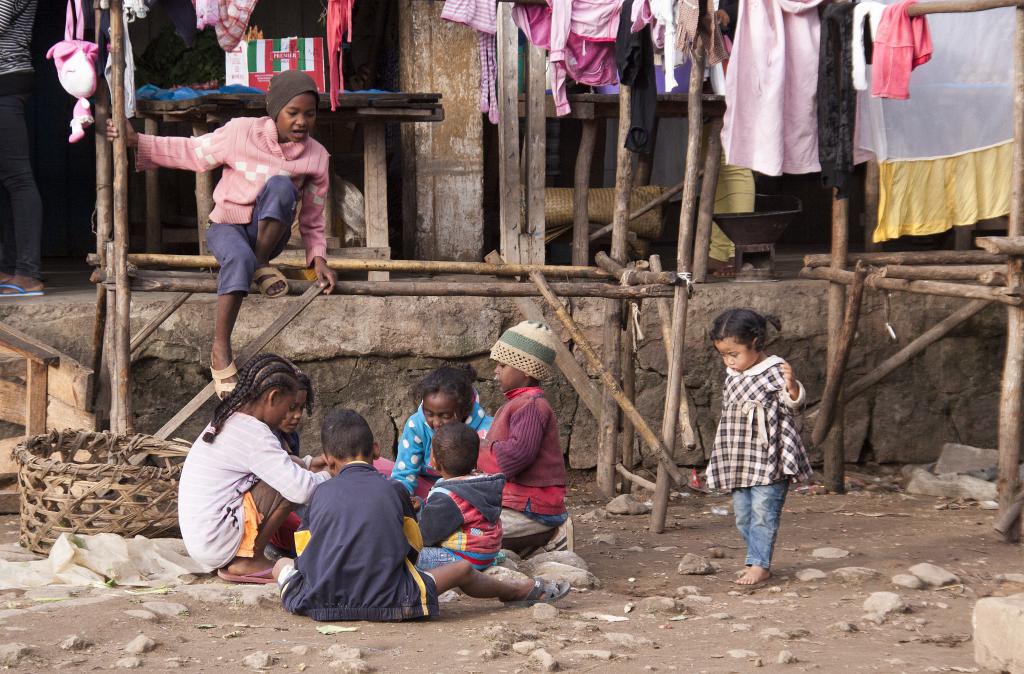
[{"xmin": 477, "ymin": 321, "xmax": 573, "ymax": 556}]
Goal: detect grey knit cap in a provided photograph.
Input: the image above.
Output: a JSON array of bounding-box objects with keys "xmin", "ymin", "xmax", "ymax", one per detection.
[{"xmin": 265, "ymin": 71, "xmax": 320, "ymax": 120}]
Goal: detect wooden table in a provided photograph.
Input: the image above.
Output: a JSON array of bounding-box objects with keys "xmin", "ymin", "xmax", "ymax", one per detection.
[
  {"xmin": 136, "ymin": 92, "xmax": 444, "ymax": 281},
  {"xmin": 517, "ymin": 93, "xmax": 726, "ymax": 272}
]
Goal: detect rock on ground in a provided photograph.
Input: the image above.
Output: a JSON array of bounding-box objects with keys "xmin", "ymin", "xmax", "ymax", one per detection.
[
  {"xmin": 572, "ymin": 650, "xmax": 613, "ymax": 661},
  {"xmin": 892, "ymin": 574, "xmax": 925, "ymax": 590},
  {"xmin": 591, "ymin": 533, "xmax": 618, "ymax": 546},
  {"xmin": 974, "ymin": 596, "xmax": 1024, "ymax": 674},
  {"xmin": 124, "ymin": 635, "xmax": 157, "ymax": 655},
  {"xmin": 527, "ymin": 550, "xmax": 589, "ymax": 571},
  {"xmin": 326, "ymin": 646, "xmax": 363, "ymax": 661},
  {"xmin": 140, "ymin": 601, "xmax": 189, "ymax": 618},
  {"xmin": 329, "ymin": 660, "xmax": 372, "ymax": 673},
  {"xmin": 635, "ymin": 596, "xmax": 682, "ymax": 614},
  {"xmin": 603, "ymin": 632, "xmax": 654, "ymax": 649},
  {"xmin": 796, "ymin": 569, "xmax": 827, "ymax": 582},
  {"xmin": 760, "ymin": 628, "xmax": 810, "ymax": 640},
  {"xmin": 123, "ymin": 609, "xmax": 159, "ymax": 621},
  {"xmin": 728, "ymin": 649, "xmax": 760, "ymax": 659},
  {"xmin": 905, "ymin": 469, "xmax": 997, "ymax": 501},
  {"xmin": 58, "ymin": 635, "xmax": 92, "ymax": 651},
  {"xmin": 605, "ymin": 494, "xmax": 651, "ymax": 516},
  {"xmin": 533, "ymin": 561, "xmax": 600, "ymax": 589},
  {"xmin": 830, "ymin": 621, "xmax": 858, "ymax": 633},
  {"xmin": 533, "ymin": 603, "xmax": 559, "ymax": 620},
  {"xmin": 242, "ymin": 651, "xmax": 275, "ymax": 670},
  {"xmin": 179, "ymin": 583, "xmax": 279, "ymax": 608},
  {"xmin": 908, "ymin": 563, "xmax": 960, "ymax": 587},
  {"xmin": 997, "ymin": 573, "xmax": 1024, "ymax": 584},
  {"xmin": 484, "ymin": 565, "xmax": 531, "ymax": 584},
  {"xmin": 934, "ymin": 442, "xmax": 998, "ymax": 475},
  {"xmin": 863, "ymin": 592, "xmax": 908, "ymax": 618},
  {"xmin": 291, "ymin": 646, "xmax": 309, "ymax": 656},
  {"xmin": 512, "ymin": 641, "xmax": 541, "ymax": 655},
  {"xmin": 677, "ymin": 553, "xmax": 715, "ymax": 575},
  {"xmin": 115, "ymin": 656, "xmax": 143, "ymax": 669},
  {"xmin": 832, "ymin": 567, "xmax": 881, "ymax": 583},
  {"xmin": 0, "ymin": 643, "xmax": 31, "ymax": 667},
  {"xmin": 811, "ymin": 547, "xmax": 850, "ymax": 559},
  {"xmin": 777, "ymin": 650, "xmax": 799, "ymax": 664},
  {"xmin": 530, "ymin": 648, "xmax": 560, "ymax": 672}
]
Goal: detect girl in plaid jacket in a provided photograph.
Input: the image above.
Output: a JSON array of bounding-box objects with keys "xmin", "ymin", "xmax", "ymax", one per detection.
[{"xmin": 707, "ymin": 308, "xmax": 813, "ymax": 586}]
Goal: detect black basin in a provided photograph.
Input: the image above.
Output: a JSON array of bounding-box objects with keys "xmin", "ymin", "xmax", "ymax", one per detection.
[{"xmin": 714, "ymin": 194, "xmax": 802, "ymax": 246}]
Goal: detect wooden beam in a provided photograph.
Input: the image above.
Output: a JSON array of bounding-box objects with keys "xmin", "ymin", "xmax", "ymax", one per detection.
[
  {"xmin": 110, "ymin": 0, "xmax": 132, "ymax": 434},
  {"xmin": 572, "ymin": 120, "xmax": 598, "ymax": 266},
  {"xmin": 804, "ymin": 251, "xmax": 1004, "ymax": 267},
  {"xmin": 864, "ymin": 159, "xmax": 881, "ymax": 252},
  {"xmin": 524, "ymin": 41, "xmax": 546, "ymax": 264},
  {"xmin": 363, "ymin": 122, "xmax": 389, "ymax": 281},
  {"xmin": 496, "ymin": 2, "xmax": 523, "ymax": 264},
  {"xmin": 25, "ymin": 360, "xmax": 47, "ymax": 436},
  {"xmin": 154, "ymin": 283, "xmax": 325, "ymax": 441},
  {"xmin": 130, "ymin": 293, "xmax": 192, "ymax": 358},
  {"xmin": 908, "ymin": 0, "xmax": 1020, "ymax": 15},
  {"xmin": 616, "ymin": 463, "xmax": 657, "ymax": 492},
  {"xmin": 824, "ymin": 191, "xmax": 849, "ymax": 494},
  {"xmin": 692, "ymin": 118, "xmax": 724, "ymax": 283},
  {"xmin": 0, "ymin": 323, "xmax": 60, "ymax": 365},
  {"xmin": 528, "ymin": 270, "xmax": 685, "ymax": 486},
  {"xmin": 192, "ymin": 121, "xmax": 214, "ymax": 256},
  {"xmin": 813, "ymin": 265, "xmax": 866, "ymax": 446},
  {"xmin": 800, "ymin": 266, "xmax": 1022, "ymax": 305},
  {"xmin": 144, "ymin": 116, "xmax": 161, "ymax": 253},
  {"xmin": 594, "ymin": 251, "xmax": 678, "ymax": 285},
  {"xmin": 977, "ymin": 235, "xmax": 1024, "ymax": 255},
  {"xmin": 878, "ymin": 264, "xmax": 1006, "ymax": 284}
]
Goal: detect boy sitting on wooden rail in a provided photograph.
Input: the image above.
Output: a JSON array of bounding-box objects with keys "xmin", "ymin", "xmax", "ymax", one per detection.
[
  {"xmin": 105, "ymin": 70, "xmax": 337, "ymax": 397},
  {"xmin": 274, "ymin": 409, "xmax": 569, "ymax": 621}
]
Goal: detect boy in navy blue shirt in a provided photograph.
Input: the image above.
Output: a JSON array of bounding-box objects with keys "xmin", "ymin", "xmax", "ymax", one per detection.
[{"xmin": 273, "ymin": 409, "xmax": 569, "ymax": 621}]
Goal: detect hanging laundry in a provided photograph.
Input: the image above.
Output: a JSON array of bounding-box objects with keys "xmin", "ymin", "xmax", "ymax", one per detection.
[
  {"xmin": 440, "ymin": 0, "xmax": 498, "ymax": 123},
  {"xmin": 852, "ymin": 1, "xmax": 884, "ymax": 90},
  {"xmin": 676, "ymin": 0, "xmax": 728, "ymax": 68},
  {"xmin": 817, "ymin": 3, "xmax": 856, "ymax": 199},
  {"xmin": 326, "ymin": 0, "xmax": 355, "ymax": 111},
  {"xmin": 722, "ymin": 0, "xmax": 826, "ymax": 176},
  {"xmin": 616, "ymin": 0, "xmax": 656, "ymax": 153},
  {"xmin": 215, "ymin": 0, "xmax": 259, "ymax": 52},
  {"xmin": 195, "ymin": 0, "xmax": 219, "ymax": 30},
  {"xmin": 102, "ymin": 9, "xmax": 137, "ymax": 118},
  {"xmin": 631, "ymin": 0, "xmax": 684, "ymax": 91},
  {"xmin": 870, "ymin": 0, "xmax": 931, "ymax": 99},
  {"xmin": 514, "ymin": 0, "xmax": 621, "ymax": 117}
]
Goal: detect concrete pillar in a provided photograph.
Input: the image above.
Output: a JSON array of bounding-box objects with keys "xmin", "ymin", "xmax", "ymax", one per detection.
[{"xmin": 399, "ymin": 0, "xmax": 485, "ymax": 261}]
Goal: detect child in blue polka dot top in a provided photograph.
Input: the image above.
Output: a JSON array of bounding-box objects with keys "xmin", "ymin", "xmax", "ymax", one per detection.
[{"xmin": 380, "ymin": 366, "xmax": 492, "ymax": 498}]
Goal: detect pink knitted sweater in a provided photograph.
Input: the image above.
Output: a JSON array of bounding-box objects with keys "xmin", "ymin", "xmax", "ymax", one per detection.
[{"xmin": 135, "ymin": 117, "xmax": 329, "ymax": 265}]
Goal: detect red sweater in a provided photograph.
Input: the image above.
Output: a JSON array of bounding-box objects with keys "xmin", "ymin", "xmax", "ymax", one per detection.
[
  {"xmin": 477, "ymin": 387, "xmax": 567, "ymax": 515},
  {"xmin": 135, "ymin": 116, "xmax": 329, "ymax": 265}
]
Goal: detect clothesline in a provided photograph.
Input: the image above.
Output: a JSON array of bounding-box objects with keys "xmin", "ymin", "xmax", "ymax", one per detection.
[{"xmin": 907, "ymin": 0, "xmax": 1020, "ymax": 15}]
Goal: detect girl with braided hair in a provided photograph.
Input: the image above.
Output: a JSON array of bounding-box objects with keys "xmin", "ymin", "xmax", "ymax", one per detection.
[{"xmin": 178, "ymin": 354, "xmax": 330, "ymax": 583}]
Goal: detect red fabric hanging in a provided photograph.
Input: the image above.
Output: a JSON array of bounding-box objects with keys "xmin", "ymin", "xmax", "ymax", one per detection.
[{"xmin": 327, "ymin": 0, "xmax": 356, "ymax": 111}]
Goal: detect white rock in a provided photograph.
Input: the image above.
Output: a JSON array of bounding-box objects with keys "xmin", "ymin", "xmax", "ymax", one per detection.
[
  {"xmin": 603, "ymin": 632, "xmax": 653, "ymax": 649},
  {"xmin": 290, "ymin": 646, "xmax": 309, "ymax": 656},
  {"xmin": 677, "ymin": 553, "xmax": 714, "ymax": 575},
  {"xmin": 606, "ymin": 494, "xmax": 651, "ymax": 516},
  {"xmin": 242, "ymin": 651, "xmax": 275, "ymax": 670},
  {"xmin": 906, "ymin": 469, "xmax": 997, "ymax": 501},
  {"xmin": 180, "ymin": 584, "xmax": 279, "ymax": 608},
  {"xmin": 681, "ymin": 595, "xmax": 713, "ymax": 606},
  {"xmin": 484, "ymin": 565, "xmax": 531, "ymax": 584},
  {"xmin": 527, "ymin": 550, "xmax": 589, "ymax": 571},
  {"xmin": 591, "ymin": 533, "xmax": 618, "ymax": 546},
  {"xmin": 115, "ymin": 656, "xmax": 143, "ymax": 669},
  {"xmin": 59, "ymin": 634, "xmax": 92, "ymax": 651},
  {"xmin": 325, "ymin": 646, "xmax": 362, "ymax": 661},
  {"xmin": 123, "ymin": 610, "xmax": 158, "ymax": 622},
  {"xmin": 709, "ymin": 612, "xmax": 733, "ymax": 620},
  {"xmin": 908, "ymin": 563, "xmax": 960, "ymax": 587},
  {"xmin": 811, "ymin": 547, "xmax": 850, "ymax": 559},
  {"xmin": 832, "ymin": 567, "xmax": 881, "ymax": 583},
  {"xmin": 124, "ymin": 635, "xmax": 157, "ymax": 655},
  {"xmin": 760, "ymin": 627, "xmax": 810, "ymax": 640},
  {"xmin": 777, "ymin": 650, "xmax": 799, "ymax": 664},
  {"xmin": 328, "ymin": 661, "xmax": 372, "ymax": 673},
  {"xmin": 533, "ymin": 603, "xmax": 559, "ymax": 620},
  {"xmin": 580, "ymin": 509, "xmax": 610, "ymax": 522},
  {"xmin": 437, "ymin": 589, "xmax": 461, "ymax": 603},
  {"xmin": 728, "ymin": 649, "xmax": 760, "ymax": 659},
  {"xmin": 675, "ymin": 585, "xmax": 701, "ymax": 596},
  {"xmin": 512, "ymin": 641, "xmax": 541, "ymax": 655},
  {"xmin": 0, "ymin": 643, "xmax": 31, "ymax": 667},
  {"xmin": 829, "ymin": 621, "xmax": 858, "ymax": 633},
  {"xmin": 974, "ymin": 595, "xmax": 1024, "ymax": 674},
  {"xmin": 530, "ymin": 648, "xmax": 559, "ymax": 672},
  {"xmin": 533, "ymin": 561, "xmax": 600, "ymax": 589},
  {"xmin": 892, "ymin": 574, "xmax": 925, "ymax": 590},
  {"xmin": 934, "ymin": 442, "xmax": 998, "ymax": 475},
  {"xmin": 731, "ymin": 623, "xmax": 752, "ymax": 632},
  {"xmin": 635, "ymin": 596, "xmax": 681, "ymax": 614},
  {"xmin": 863, "ymin": 592, "xmax": 908, "ymax": 618},
  {"xmin": 796, "ymin": 569, "xmax": 827, "ymax": 582},
  {"xmin": 141, "ymin": 601, "xmax": 189, "ymax": 618},
  {"xmin": 997, "ymin": 573, "xmax": 1024, "ymax": 584},
  {"xmin": 571, "ymin": 650, "xmax": 613, "ymax": 661}
]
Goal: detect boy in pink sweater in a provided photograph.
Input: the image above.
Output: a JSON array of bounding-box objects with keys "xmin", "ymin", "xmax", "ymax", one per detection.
[{"xmin": 105, "ymin": 71, "xmax": 337, "ymax": 397}]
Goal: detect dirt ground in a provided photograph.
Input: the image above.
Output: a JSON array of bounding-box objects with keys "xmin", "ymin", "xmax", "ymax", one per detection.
[{"xmin": 0, "ymin": 471, "xmax": 1020, "ymax": 673}]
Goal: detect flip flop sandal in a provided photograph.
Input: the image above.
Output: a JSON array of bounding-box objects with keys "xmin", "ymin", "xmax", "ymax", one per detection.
[
  {"xmin": 502, "ymin": 578, "xmax": 571, "ymax": 608},
  {"xmin": 254, "ymin": 266, "xmax": 289, "ymax": 298},
  {"xmin": 217, "ymin": 567, "xmax": 276, "ymax": 585},
  {"xmin": 210, "ymin": 361, "xmax": 238, "ymax": 399},
  {"xmin": 0, "ymin": 283, "xmax": 44, "ymax": 297}
]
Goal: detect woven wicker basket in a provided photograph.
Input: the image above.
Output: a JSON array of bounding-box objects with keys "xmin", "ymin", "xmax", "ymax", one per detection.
[
  {"xmin": 15, "ymin": 430, "xmax": 190, "ymax": 554},
  {"xmin": 544, "ymin": 186, "xmax": 665, "ymax": 240}
]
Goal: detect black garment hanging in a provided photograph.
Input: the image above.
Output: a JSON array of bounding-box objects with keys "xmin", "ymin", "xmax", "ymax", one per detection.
[
  {"xmin": 817, "ymin": 2, "xmax": 857, "ymax": 199},
  {"xmin": 616, "ymin": 0, "xmax": 657, "ymax": 154}
]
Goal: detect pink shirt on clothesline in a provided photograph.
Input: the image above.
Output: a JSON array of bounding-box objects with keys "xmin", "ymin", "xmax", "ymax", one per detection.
[{"xmin": 870, "ymin": 0, "xmax": 933, "ymax": 100}]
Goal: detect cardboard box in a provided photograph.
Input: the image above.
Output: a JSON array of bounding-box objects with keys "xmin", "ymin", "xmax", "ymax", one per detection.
[{"xmin": 225, "ymin": 37, "xmax": 326, "ymax": 93}]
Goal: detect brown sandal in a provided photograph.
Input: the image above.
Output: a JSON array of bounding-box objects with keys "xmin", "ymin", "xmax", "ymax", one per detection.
[{"xmin": 254, "ymin": 266, "xmax": 289, "ymax": 298}]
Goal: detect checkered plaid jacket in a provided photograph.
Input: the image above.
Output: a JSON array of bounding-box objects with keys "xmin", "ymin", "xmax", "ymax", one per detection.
[{"xmin": 706, "ymin": 356, "xmax": 813, "ymax": 491}]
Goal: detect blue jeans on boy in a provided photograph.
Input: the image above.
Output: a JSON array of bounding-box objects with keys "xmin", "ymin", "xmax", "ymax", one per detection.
[
  {"xmin": 416, "ymin": 546, "xmax": 461, "ymax": 571},
  {"xmin": 205, "ymin": 175, "xmax": 298, "ymax": 295},
  {"xmin": 732, "ymin": 480, "xmax": 789, "ymax": 570}
]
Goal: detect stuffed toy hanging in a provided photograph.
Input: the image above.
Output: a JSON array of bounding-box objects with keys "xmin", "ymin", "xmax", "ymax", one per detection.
[{"xmin": 47, "ymin": 0, "xmax": 99, "ymax": 143}]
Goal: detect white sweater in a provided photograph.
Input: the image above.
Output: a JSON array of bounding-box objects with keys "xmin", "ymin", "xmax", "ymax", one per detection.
[{"xmin": 177, "ymin": 412, "xmax": 329, "ymax": 571}]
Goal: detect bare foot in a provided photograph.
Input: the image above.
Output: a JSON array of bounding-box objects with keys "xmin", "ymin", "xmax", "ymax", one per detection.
[
  {"xmin": 735, "ymin": 565, "xmax": 771, "ymax": 585},
  {"xmin": 224, "ymin": 554, "xmax": 274, "ymax": 577}
]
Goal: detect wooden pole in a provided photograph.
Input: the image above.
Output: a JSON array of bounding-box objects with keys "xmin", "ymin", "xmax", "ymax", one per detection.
[
  {"xmin": 589, "ymin": 177, "xmax": 691, "ymax": 242},
  {"xmin": 572, "ymin": 120, "xmax": 598, "ymax": 265},
  {"xmin": 804, "ymin": 251, "xmax": 1004, "ymax": 267},
  {"xmin": 878, "ymin": 264, "xmax": 1006, "ymax": 283},
  {"xmin": 801, "ymin": 266, "xmax": 1022, "ymax": 305},
  {"xmin": 692, "ymin": 118, "xmax": 724, "ymax": 283},
  {"xmin": 616, "ymin": 463, "xmax": 657, "ymax": 492},
  {"xmin": 620, "ymin": 311, "xmax": 637, "ymax": 485},
  {"xmin": 94, "ymin": 252, "xmax": 621, "ymax": 281},
  {"xmin": 824, "ymin": 191, "xmax": 849, "ymax": 494},
  {"xmin": 528, "ymin": 271, "xmax": 686, "ymax": 485},
  {"xmin": 812, "ymin": 265, "xmax": 867, "ymax": 446},
  {"xmin": 192, "ymin": 121, "xmax": 213, "ymax": 256},
  {"xmin": 497, "ymin": 2, "xmax": 523, "ymax": 264},
  {"xmin": 596, "ymin": 85, "xmax": 635, "ymax": 498},
  {"xmin": 995, "ymin": 1, "xmax": 1024, "ymax": 542},
  {"xmin": 91, "ymin": 1, "xmax": 112, "ymax": 415},
  {"xmin": 129, "ymin": 293, "xmax": 192, "ymax": 359},
  {"xmin": 524, "ymin": 42, "xmax": 546, "ymax": 264},
  {"xmin": 363, "ymin": 122, "xmax": 390, "ymax": 281},
  {"xmin": 864, "ymin": 159, "xmax": 882, "ymax": 252},
  {"xmin": 144, "ymin": 116, "xmax": 161, "ymax": 253},
  {"xmin": 907, "ymin": 0, "xmax": 1020, "ymax": 16},
  {"xmin": 110, "ymin": 0, "xmax": 132, "ymax": 435},
  {"xmin": 155, "ymin": 284, "xmax": 324, "ymax": 441},
  {"xmin": 977, "ymin": 235, "xmax": 1024, "ymax": 255},
  {"xmin": 653, "ymin": 40, "xmax": 707, "ymax": 533},
  {"xmin": 595, "ymin": 251, "xmax": 678, "ymax": 285}
]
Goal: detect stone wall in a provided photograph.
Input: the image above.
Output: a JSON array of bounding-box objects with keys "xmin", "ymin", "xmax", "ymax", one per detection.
[{"xmin": 0, "ymin": 279, "xmax": 1006, "ymax": 468}]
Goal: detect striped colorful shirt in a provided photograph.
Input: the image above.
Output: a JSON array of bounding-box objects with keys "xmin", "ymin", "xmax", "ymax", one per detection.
[{"xmin": 178, "ymin": 412, "xmax": 329, "ymax": 571}]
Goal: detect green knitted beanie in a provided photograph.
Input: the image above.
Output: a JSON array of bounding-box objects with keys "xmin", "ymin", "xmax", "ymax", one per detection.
[{"xmin": 490, "ymin": 320, "xmax": 559, "ymax": 381}]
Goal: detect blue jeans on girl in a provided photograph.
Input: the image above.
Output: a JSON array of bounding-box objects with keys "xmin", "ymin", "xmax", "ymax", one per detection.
[{"xmin": 732, "ymin": 480, "xmax": 789, "ymax": 570}]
